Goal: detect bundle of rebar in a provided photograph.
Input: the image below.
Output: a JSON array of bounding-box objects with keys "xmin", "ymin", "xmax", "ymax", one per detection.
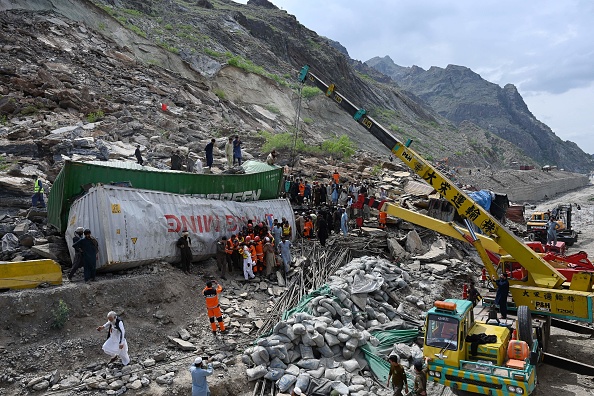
[{"xmin": 256, "ymin": 242, "xmax": 351, "ymax": 337}]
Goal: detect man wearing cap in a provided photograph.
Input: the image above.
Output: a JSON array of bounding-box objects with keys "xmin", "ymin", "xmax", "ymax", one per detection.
[
  {"xmin": 279, "ymin": 236, "xmax": 292, "ymax": 274},
  {"xmin": 176, "ymin": 230, "xmax": 192, "ymax": 275},
  {"xmin": 190, "ymin": 356, "xmax": 213, "ymax": 396},
  {"xmin": 68, "ymin": 226, "xmax": 85, "ymax": 281},
  {"xmin": 97, "ymin": 311, "xmax": 130, "ymax": 366},
  {"xmin": 72, "ymin": 228, "xmax": 99, "ymax": 282}
]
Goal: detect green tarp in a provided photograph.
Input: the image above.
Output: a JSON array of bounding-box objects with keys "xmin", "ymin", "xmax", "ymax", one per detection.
[
  {"xmin": 362, "ymin": 329, "xmax": 419, "ymax": 387},
  {"xmin": 48, "ymin": 160, "xmax": 283, "ymax": 232}
]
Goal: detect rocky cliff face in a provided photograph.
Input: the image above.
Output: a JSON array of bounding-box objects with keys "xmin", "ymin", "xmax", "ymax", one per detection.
[
  {"xmin": 366, "ymin": 56, "xmax": 594, "ymax": 173},
  {"xmin": 0, "ymin": 0, "xmax": 562, "ymax": 177}
]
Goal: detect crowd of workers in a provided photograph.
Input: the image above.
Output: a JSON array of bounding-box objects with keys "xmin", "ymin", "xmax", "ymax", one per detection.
[
  {"xmin": 280, "ymin": 169, "xmax": 390, "ymax": 243},
  {"xmin": 201, "ymin": 217, "xmax": 295, "ymax": 281}
]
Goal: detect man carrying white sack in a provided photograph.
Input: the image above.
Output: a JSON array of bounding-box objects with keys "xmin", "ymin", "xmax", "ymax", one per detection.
[{"xmin": 96, "ymin": 311, "xmax": 130, "ymax": 365}]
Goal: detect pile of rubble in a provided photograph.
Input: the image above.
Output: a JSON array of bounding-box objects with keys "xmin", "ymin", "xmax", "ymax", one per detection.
[{"xmin": 242, "ymin": 256, "xmax": 435, "ymax": 396}]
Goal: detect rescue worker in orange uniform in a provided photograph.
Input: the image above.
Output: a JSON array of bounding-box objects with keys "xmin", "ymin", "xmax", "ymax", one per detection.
[
  {"xmin": 203, "ymin": 281, "xmax": 225, "ymax": 335},
  {"xmin": 332, "ymin": 169, "xmax": 340, "ymax": 185},
  {"xmin": 254, "ymin": 236, "xmax": 264, "ymax": 273},
  {"xmin": 378, "ymin": 211, "xmax": 387, "ymax": 229},
  {"xmin": 298, "ymin": 180, "xmax": 305, "ymax": 204},
  {"xmin": 303, "ymin": 216, "xmax": 313, "ymax": 239}
]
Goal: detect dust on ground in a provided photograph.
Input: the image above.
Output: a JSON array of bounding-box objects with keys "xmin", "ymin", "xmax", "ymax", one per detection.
[{"xmin": 520, "ymin": 181, "xmax": 594, "ymax": 396}]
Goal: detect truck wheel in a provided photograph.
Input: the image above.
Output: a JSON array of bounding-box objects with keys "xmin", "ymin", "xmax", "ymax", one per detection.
[{"xmin": 517, "ymin": 305, "xmax": 533, "ymax": 349}]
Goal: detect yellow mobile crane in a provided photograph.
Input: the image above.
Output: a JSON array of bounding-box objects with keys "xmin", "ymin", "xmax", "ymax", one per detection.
[{"xmin": 297, "ymin": 65, "xmax": 594, "ymax": 395}]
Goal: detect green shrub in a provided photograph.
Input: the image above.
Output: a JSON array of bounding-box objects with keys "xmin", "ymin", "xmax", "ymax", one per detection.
[
  {"xmin": 98, "ymin": 22, "xmax": 106, "ymax": 30},
  {"xmin": 51, "ymin": 299, "xmax": 70, "ymax": 329},
  {"xmin": 302, "ymin": 117, "xmax": 314, "ymax": 124},
  {"xmin": 269, "ymin": 73, "xmax": 289, "ymax": 87},
  {"xmin": 265, "ymin": 105, "xmax": 280, "ymax": 114},
  {"xmin": 204, "ymin": 48, "xmax": 224, "ymax": 58},
  {"xmin": 128, "ymin": 24, "xmax": 147, "ymax": 38},
  {"xmin": 371, "ymin": 164, "xmax": 382, "ymax": 176},
  {"xmin": 321, "ymin": 135, "xmax": 356, "ymax": 159},
  {"xmin": 122, "ymin": 8, "xmax": 142, "ymax": 16},
  {"xmin": 214, "ymin": 89, "xmax": 226, "ymax": 100},
  {"xmin": 20, "ymin": 105, "xmax": 38, "ymax": 115},
  {"xmin": 301, "ymin": 85, "xmax": 321, "ymax": 99},
  {"xmin": 156, "ymin": 40, "xmax": 179, "ymax": 54},
  {"xmin": 0, "ymin": 154, "xmax": 10, "ymax": 171},
  {"xmin": 227, "ymin": 55, "xmax": 266, "ymax": 75},
  {"xmin": 164, "ymin": 23, "xmax": 173, "ymax": 30},
  {"xmin": 0, "ymin": 115, "xmax": 8, "ymax": 125},
  {"xmin": 87, "ymin": 110, "xmax": 104, "ymax": 123}
]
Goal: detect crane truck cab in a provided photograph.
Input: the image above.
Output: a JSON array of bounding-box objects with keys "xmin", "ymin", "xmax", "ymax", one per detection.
[{"xmin": 425, "ymin": 300, "xmax": 538, "ymax": 396}]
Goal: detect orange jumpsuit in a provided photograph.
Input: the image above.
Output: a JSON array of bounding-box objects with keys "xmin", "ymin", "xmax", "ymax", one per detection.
[
  {"xmin": 303, "ymin": 220, "xmax": 313, "ymax": 238},
  {"xmin": 379, "ymin": 211, "xmax": 387, "ymax": 229},
  {"xmin": 203, "ymin": 283, "xmax": 225, "ymax": 333},
  {"xmin": 332, "ymin": 172, "xmax": 340, "ymax": 184},
  {"xmin": 255, "ymin": 241, "xmax": 264, "ymax": 272}
]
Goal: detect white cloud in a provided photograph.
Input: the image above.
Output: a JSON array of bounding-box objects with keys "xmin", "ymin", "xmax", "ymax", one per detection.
[{"xmin": 232, "ymin": 0, "xmax": 594, "ymax": 154}]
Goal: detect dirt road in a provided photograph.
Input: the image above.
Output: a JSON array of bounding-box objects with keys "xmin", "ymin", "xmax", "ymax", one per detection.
[{"xmin": 525, "ymin": 181, "xmax": 594, "ymax": 395}]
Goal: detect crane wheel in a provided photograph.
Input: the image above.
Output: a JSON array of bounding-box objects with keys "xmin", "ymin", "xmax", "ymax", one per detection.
[{"xmin": 517, "ymin": 305, "xmax": 534, "ymax": 349}]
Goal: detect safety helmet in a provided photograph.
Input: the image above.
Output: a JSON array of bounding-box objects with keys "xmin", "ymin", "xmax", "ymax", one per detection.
[{"xmin": 254, "ymin": 236, "xmax": 260, "ymax": 241}]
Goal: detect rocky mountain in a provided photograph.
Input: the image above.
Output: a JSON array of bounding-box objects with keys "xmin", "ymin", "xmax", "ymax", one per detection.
[
  {"xmin": 366, "ymin": 56, "xmax": 594, "ymax": 173},
  {"xmin": 0, "ymin": 0, "xmax": 547, "ymax": 183}
]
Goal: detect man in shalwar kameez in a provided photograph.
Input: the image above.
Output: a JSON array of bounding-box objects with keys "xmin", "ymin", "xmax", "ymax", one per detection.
[{"xmin": 96, "ymin": 311, "xmax": 130, "ymax": 365}]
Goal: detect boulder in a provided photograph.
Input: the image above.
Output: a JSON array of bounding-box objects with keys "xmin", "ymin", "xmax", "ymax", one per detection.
[
  {"xmin": 387, "ymin": 237, "xmax": 408, "ymax": 260},
  {"xmin": 167, "ymin": 336, "xmax": 196, "ymax": 351},
  {"xmin": 404, "ymin": 229, "xmax": 423, "ymax": 254},
  {"xmin": 0, "ymin": 139, "xmax": 38, "ymax": 157}
]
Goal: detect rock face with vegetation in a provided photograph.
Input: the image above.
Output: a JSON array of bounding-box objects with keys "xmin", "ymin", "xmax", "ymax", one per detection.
[
  {"xmin": 0, "ymin": 0, "xmax": 559, "ymax": 174},
  {"xmin": 366, "ymin": 56, "xmax": 594, "ymax": 173}
]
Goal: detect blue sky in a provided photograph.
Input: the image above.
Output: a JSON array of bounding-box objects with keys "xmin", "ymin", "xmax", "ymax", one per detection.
[{"xmin": 234, "ymin": 0, "xmax": 594, "ymax": 155}]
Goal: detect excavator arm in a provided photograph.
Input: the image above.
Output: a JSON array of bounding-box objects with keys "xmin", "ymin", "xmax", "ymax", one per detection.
[{"xmin": 298, "ymin": 65, "xmax": 564, "ymax": 289}]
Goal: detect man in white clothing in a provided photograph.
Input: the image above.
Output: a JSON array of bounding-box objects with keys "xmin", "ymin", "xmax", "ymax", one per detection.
[{"xmin": 97, "ymin": 311, "xmax": 130, "ymax": 365}]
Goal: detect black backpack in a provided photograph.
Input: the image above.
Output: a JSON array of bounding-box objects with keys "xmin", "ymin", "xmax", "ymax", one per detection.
[{"xmin": 107, "ymin": 317, "xmax": 124, "ymax": 343}]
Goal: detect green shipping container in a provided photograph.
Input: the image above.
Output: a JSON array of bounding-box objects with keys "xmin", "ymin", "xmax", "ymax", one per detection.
[{"xmin": 48, "ymin": 160, "xmax": 283, "ymax": 233}]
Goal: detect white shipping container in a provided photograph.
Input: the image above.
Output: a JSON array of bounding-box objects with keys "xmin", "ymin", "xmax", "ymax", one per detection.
[{"xmin": 66, "ymin": 185, "xmax": 296, "ymax": 272}]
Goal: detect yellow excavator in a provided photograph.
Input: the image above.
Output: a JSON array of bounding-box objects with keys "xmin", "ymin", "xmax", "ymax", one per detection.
[{"xmin": 298, "ymin": 65, "xmax": 594, "ymax": 395}]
